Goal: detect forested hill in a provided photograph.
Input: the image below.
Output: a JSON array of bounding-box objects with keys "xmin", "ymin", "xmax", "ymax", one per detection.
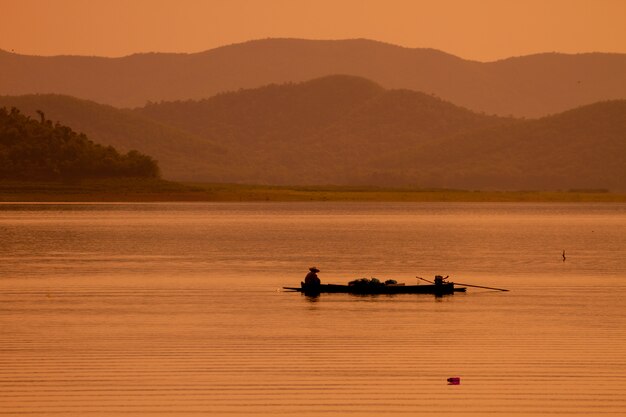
[
  {"xmin": 0, "ymin": 94, "xmax": 230, "ymax": 180},
  {"xmin": 3, "ymin": 75, "xmax": 625, "ymax": 191},
  {"xmin": 133, "ymin": 75, "xmax": 509, "ymax": 184},
  {"xmin": 135, "ymin": 75, "xmax": 389, "ymax": 146},
  {"xmin": 0, "ymin": 107, "xmax": 159, "ymax": 180},
  {"xmin": 135, "ymin": 79, "xmax": 626, "ymax": 190},
  {"xmin": 368, "ymin": 100, "xmax": 626, "ymax": 191},
  {"xmin": 2, "ymin": 38, "xmax": 626, "ymax": 117}
]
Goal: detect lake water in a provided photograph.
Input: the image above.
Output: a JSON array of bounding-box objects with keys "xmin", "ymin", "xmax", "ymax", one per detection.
[{"xmin": 1, "ymin": 202, "xmax": 625, "ymax": 416}]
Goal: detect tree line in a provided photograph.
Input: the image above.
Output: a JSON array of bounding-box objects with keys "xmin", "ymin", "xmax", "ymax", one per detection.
[{"xmin": 0, "ymin": 107, "xmax": 160, "ymax": 181}]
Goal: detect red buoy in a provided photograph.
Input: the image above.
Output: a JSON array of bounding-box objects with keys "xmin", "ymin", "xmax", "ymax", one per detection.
[{"xmin": 447, "ymin": 377, "xmax": 461, "ymax": 385}]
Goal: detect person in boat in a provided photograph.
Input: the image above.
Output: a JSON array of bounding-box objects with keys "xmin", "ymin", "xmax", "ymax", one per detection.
[
  {"xmin": 434, "ymin": 275, "xmax": 449, "ymax": 286},
  {"xmin": 304, "ymin": 267, "xmax": 321, "ymax": 287}
]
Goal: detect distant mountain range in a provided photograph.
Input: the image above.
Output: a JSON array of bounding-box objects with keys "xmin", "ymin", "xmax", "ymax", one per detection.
[
  {"xmin": 2, "ymin": 38, "xmax": 626, "ymax": 117},
  {"xmin": 2, "ymin": 75, "xmax": 624, "ymax": 190}
]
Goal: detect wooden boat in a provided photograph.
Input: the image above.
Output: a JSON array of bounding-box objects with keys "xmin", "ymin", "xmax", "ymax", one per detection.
[{"xmin": 283, "ymin": 281, "xmax": 466, "ymax": 296}]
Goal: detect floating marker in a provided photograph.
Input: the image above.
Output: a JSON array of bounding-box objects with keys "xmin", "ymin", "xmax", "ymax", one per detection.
[{"xmin": 447, "ymin": 377, "xmax": 461, "ymax": 385}]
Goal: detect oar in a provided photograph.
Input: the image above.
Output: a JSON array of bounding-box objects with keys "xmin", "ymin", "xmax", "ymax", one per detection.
[
  {"xmin": 451, "ymin": 282, "xmax": 509, "ymax": 292},
  {"xmin": 417, "ymin": 276, "xmax": 509, "ymax": 292}
]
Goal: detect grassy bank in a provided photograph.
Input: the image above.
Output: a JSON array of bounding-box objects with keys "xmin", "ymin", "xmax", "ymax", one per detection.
[
  {"xmin": 0, "ymin": 179, "xmax": 198, "ymax": 202},
  {"xmin": 1, "ymin": 180, "xmax": 626, "ymax": 202},
  {"xmin": 186, "ymin": 184, "xmax": 626, "ymax": 202}
]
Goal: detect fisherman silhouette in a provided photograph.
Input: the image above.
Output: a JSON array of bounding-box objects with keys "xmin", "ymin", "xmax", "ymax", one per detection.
[
  {"xmin": 562, "ymin": 250, "xmax": 566, "ymax": 262},
  {"xmin": 434, "ymin": 275, "xmax": 448, "ymax": 286},
  {"xmin": 304, "ymin": 267, "xmax": 321, "ymax": 286}
]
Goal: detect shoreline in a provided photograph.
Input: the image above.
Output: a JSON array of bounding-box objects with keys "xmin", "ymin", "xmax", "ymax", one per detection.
[{"xmin": 1, "ymin": 181, "xmax": 625, "ymax": 203}]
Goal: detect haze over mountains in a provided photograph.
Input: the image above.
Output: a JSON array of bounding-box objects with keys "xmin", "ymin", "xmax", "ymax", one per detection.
[
  {"xmin": 3, "ymin": 75, "xmax": 625, "ymax": 190},
  {"xmin": 2, "ymin": 38, "xmax": 626, "ymax": 117}
]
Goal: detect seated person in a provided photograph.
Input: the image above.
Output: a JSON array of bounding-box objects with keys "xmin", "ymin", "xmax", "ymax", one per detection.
[
  {"xmin": 434, "ymin": 275, "xmax": 449, "ymax": 286},
  {"xmin": 304, "ymin": 267, "xmax": 321, "ymax": 286}
]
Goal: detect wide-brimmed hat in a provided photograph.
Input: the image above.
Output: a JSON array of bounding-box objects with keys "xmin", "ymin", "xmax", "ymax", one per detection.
[{"xmin": 309, "ymin": 266, "xmax": 320, "ymax": 272}]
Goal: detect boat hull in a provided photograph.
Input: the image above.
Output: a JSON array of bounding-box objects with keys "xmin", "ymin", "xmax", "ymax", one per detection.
[{"xmin": 284, "ymin": 282, "xmax": 466, "ymax": 295}]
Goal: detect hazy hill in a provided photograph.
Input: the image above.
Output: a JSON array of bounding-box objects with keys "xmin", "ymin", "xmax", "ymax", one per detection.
[
  {"xmin": 133, "ymin": 75, "xmax": 507, "ymax": 184},
  {"xmin": 4, "ymin": 76, "xmax": 624, "ymax": 190},
  {"xmin": 369, "ymin": 100, "xmax": 626, "ymax": 190},
  {"xmin": 2, "ymin": 38, "xmax": 626, "ymax": 117},
  {"xmin": 299, "ymin": 88, "xmax": 506, "ymax": 166},
  {"xmin": 132, "ymin": 76, "xmax": 626, "ymax": 191},
  {"xmin": 0, "ymin": 94, "xmax": 235, "ymax": 180},
  {"xmin": 137, "ymin": 75, "xmax": 385, "ymax": 146},
  {"xmin": 0, "ymin": 107, "xmax": 158, "ymax": 180}
]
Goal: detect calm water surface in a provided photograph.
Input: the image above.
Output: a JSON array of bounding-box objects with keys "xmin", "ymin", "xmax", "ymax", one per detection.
[{"xmin": 1, "ymin": 202, "xmax": 625, "ymax": 416}]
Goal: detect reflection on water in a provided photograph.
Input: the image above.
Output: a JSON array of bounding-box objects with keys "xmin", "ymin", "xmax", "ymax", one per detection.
[{"xmin": 1, "ymin": 203, "xmax": 625, "ymax": 416}]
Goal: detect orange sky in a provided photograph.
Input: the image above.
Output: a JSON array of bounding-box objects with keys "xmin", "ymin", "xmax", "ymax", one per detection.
[{"xmin": 1, "ymin": 0, "xmax": 625, "ymax": 61}]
